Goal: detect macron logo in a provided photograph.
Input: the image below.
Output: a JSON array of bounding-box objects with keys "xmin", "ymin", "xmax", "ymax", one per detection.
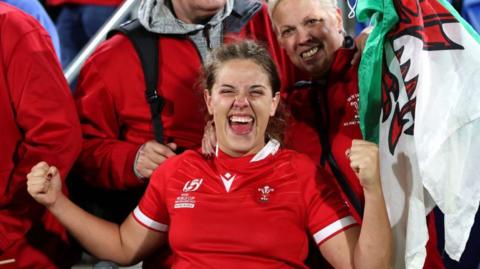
[{"xmin": 221, "ymin": 172, "xmax": 236, "ymax": 192}]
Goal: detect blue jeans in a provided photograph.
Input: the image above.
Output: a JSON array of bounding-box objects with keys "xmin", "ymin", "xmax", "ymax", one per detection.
[{"xmin": 56, "ymin": 4, "xmax": 118, "ymax": 69}]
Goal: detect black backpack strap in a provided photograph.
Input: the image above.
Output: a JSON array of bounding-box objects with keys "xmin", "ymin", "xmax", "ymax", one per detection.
[{"xmin": 108, "ymin": 20, "xmax": 164, "ymax": 143}]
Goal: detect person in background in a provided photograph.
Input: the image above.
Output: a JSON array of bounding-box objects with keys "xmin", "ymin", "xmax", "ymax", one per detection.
[
  {"xmin": 45, "ymin": 0, "xmax": 123, "ymax": 68},
  {"xmin": 268, "ymin": 0, "xmax": 445, "ymax": 267},
  {"xmin": 0, "ymin": 0, "xmax": 61, "ymax": 59},
  {"xmin": 27, "ymin": 40, "xmax": 392, "ymax": 269},
  {"xmin": 0, "ymin": 3, "xmax": 82, "ymax": 268}
]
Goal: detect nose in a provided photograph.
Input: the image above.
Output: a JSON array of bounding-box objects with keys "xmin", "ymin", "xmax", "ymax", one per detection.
[
  {"xmin": 233, "ymin": 93, "xmax": 249, "ymax": 108},
  {"xmin": 296, "ymin": 26, "xmax": 312, "ymax": 45}
]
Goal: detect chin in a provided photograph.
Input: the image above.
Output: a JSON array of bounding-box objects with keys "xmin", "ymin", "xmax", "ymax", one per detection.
[
  {"xmin": 223, "ymin": 138, "xmax": 257, "ymax": 156},
  {"xmin": 228, "ymin": 140, "xmax": 254, "ymax": 151}
]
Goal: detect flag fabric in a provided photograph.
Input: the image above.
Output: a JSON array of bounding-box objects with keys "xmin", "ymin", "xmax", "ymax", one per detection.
[{"xmin": 357, "ymin": 0, "xmax": 480, "ymax": 268}]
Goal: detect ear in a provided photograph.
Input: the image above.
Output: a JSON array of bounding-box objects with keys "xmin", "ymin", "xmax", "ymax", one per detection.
[
  {"xmin": 204, "ymin": 89, "xmax": 214, "ymax": 115},
  {"xmin": 335, "ymin": 7, "xmax": 344, "ymax": 33},
  {"xmin": 270, "ymin": 92, "xmax": 281, "ymax": 116}
]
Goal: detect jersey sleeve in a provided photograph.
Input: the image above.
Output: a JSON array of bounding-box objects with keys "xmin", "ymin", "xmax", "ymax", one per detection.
[
  {"xmin": 299, "ymin": 156, "xmax": 358, "ymax": 245},
  {"xmin": 133, "ymin": 157, "xmax": 175, "ymax": 232}
]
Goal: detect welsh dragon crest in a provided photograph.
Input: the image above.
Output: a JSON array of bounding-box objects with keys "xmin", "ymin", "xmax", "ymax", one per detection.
[{"xmin": 381, "ymin": 0, "xmax": 464, "ymax": 154}]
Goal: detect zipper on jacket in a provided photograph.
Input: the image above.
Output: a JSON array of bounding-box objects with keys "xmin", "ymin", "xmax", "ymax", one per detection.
[
  {"xmin": 310, "ymin": 81, "xmax": 364, "ymax": 217},
  {"xmin": 310, "ymin": 81, "xmax": 329, "ymax": 166}
]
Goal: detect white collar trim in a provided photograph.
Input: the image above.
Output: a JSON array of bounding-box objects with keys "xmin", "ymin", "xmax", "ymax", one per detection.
[
  {"xmin": 250, "ymin": 139, "xmax": 280, "ymax": 163},
  {"xmin": 214, "ymin": 139, "xmax": 280, "ymax": 162}
]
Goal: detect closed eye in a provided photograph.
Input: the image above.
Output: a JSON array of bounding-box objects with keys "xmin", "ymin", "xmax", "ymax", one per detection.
[
  {"xmin": 305, "ymin": 18, "xmax": 322, "ymax": 26},
  {"xmin": 280, "ymin": 27, "xmax": 296, "ymax": 38},
  {"xmin": 250, "ymin": 90, "xmax": 264, "ymax": 97},
  {"xmin": 249, "ymin": 86, "xmax": 267, "ymax": 97},
  {"xmin": 219, "ymin": 87, "xmax": 236, "ymax": 95}
]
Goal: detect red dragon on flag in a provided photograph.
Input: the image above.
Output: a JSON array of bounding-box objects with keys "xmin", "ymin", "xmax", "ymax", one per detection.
[
  {"xmin": 382, "ymin": 0, "xmax": 464, "ymax": 154},
  {"xmin": 358, "ymin": 0, "xmax": 480, "ymax": 268}
]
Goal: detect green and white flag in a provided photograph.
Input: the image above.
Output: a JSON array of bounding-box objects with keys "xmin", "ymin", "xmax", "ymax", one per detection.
[{"xmin": 357, "ymin": 0, "xmax": 480, "ymax": 268}]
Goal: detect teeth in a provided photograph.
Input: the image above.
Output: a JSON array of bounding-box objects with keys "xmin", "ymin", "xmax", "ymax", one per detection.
[
  {"xmin": 301, "ymin": 47, "xmax": 319, "ymax": 58},
  {"xmin": 230, "ymin": 116, "xmax": 253, "ymax": 123}
]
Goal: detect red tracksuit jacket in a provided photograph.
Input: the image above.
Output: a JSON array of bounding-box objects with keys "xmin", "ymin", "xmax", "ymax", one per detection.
[
  {"xmin": 284, "ymin": 47, "xmax": 444, "ymax": 269},
  {"xmin": 0, "ymin": 3, "xmax": 82, "ymax": 268}
]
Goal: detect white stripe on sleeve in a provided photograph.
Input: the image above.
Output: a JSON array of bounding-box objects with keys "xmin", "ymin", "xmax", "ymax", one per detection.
[
  {"xmin": 313, "ymin": 216, "xmax": 357, "ymax": 244},
  {"xmin": 133, "ymin": 206, "xmax": 169, "ymax": 232}
]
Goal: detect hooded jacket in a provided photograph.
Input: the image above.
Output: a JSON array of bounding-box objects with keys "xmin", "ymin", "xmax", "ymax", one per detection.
[{"xmin": 74, "ymin": 0, "xmax": 298, "ymax": 191}]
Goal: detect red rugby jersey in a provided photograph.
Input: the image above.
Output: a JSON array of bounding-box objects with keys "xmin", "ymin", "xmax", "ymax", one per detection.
[{"xmin": 134, "ymin": 141, "xmax": 357, "ymax": 268}]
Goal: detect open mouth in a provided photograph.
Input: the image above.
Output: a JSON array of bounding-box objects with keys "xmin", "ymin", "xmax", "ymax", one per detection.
[
  {"xmin": 228, "ymin": 115, "xmax": 254, "ymax": 135},
  {"xmin": 300, "ymin": 46, "xmax": 322, "ymax": 59}
]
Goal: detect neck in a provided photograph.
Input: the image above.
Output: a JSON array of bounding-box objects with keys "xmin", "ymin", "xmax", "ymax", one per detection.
[{"xmin": 216, "ymin": 143, "xmax": 266, "ymax": 159}]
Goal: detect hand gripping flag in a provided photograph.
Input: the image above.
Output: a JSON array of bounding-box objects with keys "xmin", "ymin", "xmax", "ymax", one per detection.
[{"xmin": 357, "ymin": 0, "xmax": 480, "ymax": 268}]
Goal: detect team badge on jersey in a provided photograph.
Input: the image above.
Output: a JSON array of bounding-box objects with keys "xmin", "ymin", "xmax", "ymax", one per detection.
[
  {"xmin": 344, "ymin": 93, "xmax": 360, "ymax": 127},
  {"xmin": 257, "ymin": 185, "xmax": 275, "ymax": 203},
  {"xmin": 175, "ymin": 178, "xmax": 203, "ymax": 209}
]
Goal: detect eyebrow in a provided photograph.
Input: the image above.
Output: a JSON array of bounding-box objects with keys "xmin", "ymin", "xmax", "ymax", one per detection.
[
  {"xmin": 279, "ymin": 25, "xmax": 295, "ymax": 31},
  {"xmin": 278, "ymin": 14, "xmax": 319, "ymax": 29},
  {"xmin": 251, "ymin": 85, "xmax": 267, "ymax": 89},
  {"xmin": 219, "ymin": 84, "xmax": 235, "ymax": 88}
]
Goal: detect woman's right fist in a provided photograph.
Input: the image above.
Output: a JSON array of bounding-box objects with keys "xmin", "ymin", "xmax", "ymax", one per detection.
[{"xmin": 27, "ymin": 161, "xmax": 62, "ymax": 208}]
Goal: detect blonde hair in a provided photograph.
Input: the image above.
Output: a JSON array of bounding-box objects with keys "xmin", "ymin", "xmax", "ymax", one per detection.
[{"xmin": 268, "ymin": 0, "xmax": 338, "ymax": 18}]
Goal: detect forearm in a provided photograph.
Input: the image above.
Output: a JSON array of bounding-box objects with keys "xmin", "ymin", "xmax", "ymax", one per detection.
[
  {"xmin": 77, "ymin": 139, "xmax": 143, "ymax": 189},
  {"xmin": 354, "ymin": 185, "xmax": 393, "ymax": 269},
  {"xmin": 48, "ymin": 194, "xmax": 138, "ymax": 265},
  {"xmin": 75, "ymin": 70, "xmax": 144, "ymax": 190}
]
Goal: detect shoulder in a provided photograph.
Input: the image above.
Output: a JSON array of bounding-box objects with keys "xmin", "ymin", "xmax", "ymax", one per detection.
[
  {"xmin": 150, "ymin": 150, "xmax": 205, "ymax": 180},
  {"xmin": 276, "ymin": 149, "xmax": 317, "ymax": 175},
  {"xmin": 0, "ymin": 3, "xmax": 60, "ymax": 70},
  {"xmin": 0, "ymin": 3, "xmax": 47, "ymax": 44},
  {"xmin": 84, "ymin": 33, "xmax": 138, "ymax": 68},
  {"xmin": 331, "ymin": 48, "xmax": 359, "ymax": 76},
  {"xmin": 77, "ymin": 32, "xmax": 143, "ymax": 94},
  {"xmin": 276, "ymin": 149, "xmax": 335, "ymax": 189}
]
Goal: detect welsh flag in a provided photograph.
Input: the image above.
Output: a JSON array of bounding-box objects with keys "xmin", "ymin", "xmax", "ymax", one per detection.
[{"xmin": 357, "ymin": 0, "xmax": 480, "ymax": 268}]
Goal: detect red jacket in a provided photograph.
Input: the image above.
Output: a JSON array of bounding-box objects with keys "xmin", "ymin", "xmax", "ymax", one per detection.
[
  {"xmin": 284, "ymin": 47, "xmax": 444, "ymax": 269},
  {"xmin": 285, "ymin": 48, "xmax": 364, "ymax": 219},
  {"xmin": 0, "ymin": 3, "xmax": 82, "ymax": 268},
  {"xmin": 46, "ymin": 0, "xmax": 122, "ymax": 6},
  {"xmin": 74, "ymin": 3, "xmax": 298, "ymax": 190}
]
